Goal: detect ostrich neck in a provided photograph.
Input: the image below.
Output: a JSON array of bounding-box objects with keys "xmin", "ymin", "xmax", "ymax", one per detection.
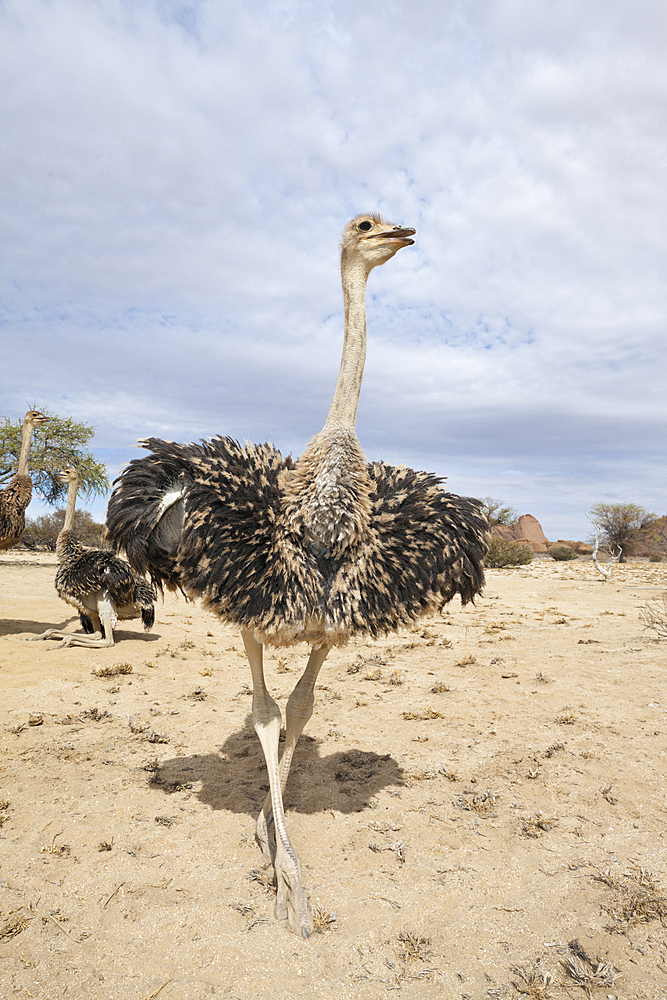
[
  {"xmin": 323, "ymin": 260, "xmax": 369, "ymax": 432},
  {"xmin": 63, "ymin": 479, "xmax": 78, "ymax": 532},
  {"xmin": 17, "ymin": 422, "xmax": 34, "ymax": 477},
  {"xmin": 56, "ymin": 479, "xmax": 78, "ymax": 560}
]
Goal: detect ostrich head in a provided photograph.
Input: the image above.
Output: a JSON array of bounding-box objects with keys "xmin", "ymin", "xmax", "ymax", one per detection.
[
  {"xmin": 24, "ymin": 410, "xmax": 50, "ymax": 429},
  {"xmin": 341, "ymin": 214, "xmax": 415, "ymax": 274},
  {"xmin": 58, "ymin": 467, "xmax": 79, "ymax": 486}
]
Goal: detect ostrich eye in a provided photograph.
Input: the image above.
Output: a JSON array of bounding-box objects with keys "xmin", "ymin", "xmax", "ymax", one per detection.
[{"xmin": 358, "ymin": 220, "xmax": 372, "ymax": 231}]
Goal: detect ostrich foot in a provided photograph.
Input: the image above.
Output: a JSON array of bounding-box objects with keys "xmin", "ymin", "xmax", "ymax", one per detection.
[
  {"xmin": 255, "ymin": 805, "xmax": 276, "ymax": 864},
  {"xmin": 275, "ymin": 856, "xmax": 312, "ymax": 939},
  {"xmin": 26, "ymin": 630, "xmax": 110, "ymax": 649}
]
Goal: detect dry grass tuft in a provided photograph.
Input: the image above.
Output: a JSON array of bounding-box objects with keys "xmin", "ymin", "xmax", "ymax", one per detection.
[
  {"xmin": 543, "ymin": 742, "xmax": 565, "ymax": 758},
  {"xmin": 401, "ymin": 708, "xmax": 444, "ymax": 721},
  {"xmin": 590, "ymin": 864, "xmax": 667, "ymax": 932},
  {"xmin": 519, "ymin": 813, "xmax": 558, "ymax": 838},
  {"xmin": 393, "ymin": 930, "xmax": 435, "ymax": 981},
  {"xmin": 311, "ymin": 904, "xmax": 337, "ymax": 933},
  {"xmin": 430, "ymin": 680, "xmax": 450, "ymax": 693},
  {"xmin": 349, "ymin": 652, "xmax": 389, "ymax": 675},
  {"xmin": 555, "ymin": 708, "xmax": 576, "ymax": 725},
  {"xmin": 0, "ymin": 910, "xmax": 31, "ymax": 941},
  {"xmin": 364, "ymin": 666, "xmax": 383, "ymax": 681},
  {"xmin": 248, "ymin": 867, "xmax": 277, "ymax": 895},
  {"xmin": 561, "ymin": 939, "xmax": 620, "ymax": 991},
  {"xmin": 511, "ymin": 965, "xmax": 556, "ymax": 997},
  {"xmin": 388, "ymin": 670, "xmax": 405, "ymax": 685},
  {"xmin": 534, "ymin": 671, "xmax": 551, "ymax": 684},
  {"xmin": 92, "ymin": 662, "xmax": 133, "ymax": 677},
  {"xmin": 455, "ymin": 654, "xmax": 477, "ymax": 666},
  {"xmin": 457, "ymin": 789, "xmax": 499, "ymax": 816},
  {"xmin": 186, "ymin": 687, "xmax": 207, "ymax": 701},
  {"xmin": 81, "ymin": 707, "xmax": 111, "ymax": 721},
  {"xmin": 439, "ymin": 767, "xmax": 458, "ymax": 781},
  {"xmin": 41, "ymin": 833, "xmax": 70, "ymax": 857},
  {"xmin": 397, "ymin": 929, "xmax": 431, "ymax": 963}
]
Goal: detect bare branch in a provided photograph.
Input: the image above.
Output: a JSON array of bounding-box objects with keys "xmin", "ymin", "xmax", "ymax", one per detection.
[{"xmin": 592, "ymin": 527, "xmax": 622, "ymax": 582}]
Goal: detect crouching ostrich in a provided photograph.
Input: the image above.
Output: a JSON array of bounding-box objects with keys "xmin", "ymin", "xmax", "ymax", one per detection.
[
  {"xmin": 29, "ymin": 467, "xmax": 155, "ymax": 648},
  {"xmin": 105, "ymin": 215, "xmax": 488, "ymax": 936},
  {"xmin": 0, "ymin": 410, "xmax": 50, "ymax": 551}
]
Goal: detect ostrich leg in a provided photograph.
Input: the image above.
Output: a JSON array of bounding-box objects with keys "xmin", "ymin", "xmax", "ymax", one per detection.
[
  {"xmin": 255, "ymin": 642, "xmax": 331, "ymax": 865},
  {"xmin": 27, "ymin": 596, "xmax": 116, "ymax": 648},
  {"xmin": 242, "ymin": 629, "xmax": 322, "ymax": 938}
]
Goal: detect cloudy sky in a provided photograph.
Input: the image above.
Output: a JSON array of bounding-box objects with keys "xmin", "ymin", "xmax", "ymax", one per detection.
[{"xmin": 2, "ymin": 0, "xmax": 666, "ymax": 540}]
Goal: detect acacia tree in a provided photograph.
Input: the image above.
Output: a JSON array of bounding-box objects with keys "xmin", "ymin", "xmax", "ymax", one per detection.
[
  {"xmin": 588, "ymin": 502, "xmax": 656, "ymax": 562},
  {"xmin": 0, "ymin": 407, "xmax": 108, "ymax": 504},
  {"xmin": 482, "ymin": 497, "xmax": 518, "ymax": 526}
]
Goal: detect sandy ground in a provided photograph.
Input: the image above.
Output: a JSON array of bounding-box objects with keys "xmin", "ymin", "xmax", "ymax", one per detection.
[{"xmin": 1, "ymin": 551, "xmax": 667, "ymax": 1000}]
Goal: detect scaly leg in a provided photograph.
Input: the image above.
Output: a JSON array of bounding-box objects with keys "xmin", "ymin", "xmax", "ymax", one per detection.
[
  {"xmin": 242, "ymin": 629, "xmax": 315, "ymax": 938},
  {"xmin": 255, "ymin": 642, "xmax": 331, "ymax": 865}
]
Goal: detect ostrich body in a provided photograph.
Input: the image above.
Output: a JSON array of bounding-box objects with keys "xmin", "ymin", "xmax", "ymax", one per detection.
[
  {"xmin": 0, "ymin": 410, "xmax": 50, "ymax": 551},
  {"xmin": 29, "ymin": 467, "xmax": 156, "ymax": 649},
  {"xmin": 106, "ymin": 215, "xmax": 488, "ymax": 936}
]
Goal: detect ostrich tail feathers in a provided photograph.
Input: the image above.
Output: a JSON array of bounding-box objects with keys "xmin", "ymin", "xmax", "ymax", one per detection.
[
  {"xmin": 105, "ymin": 438, "xmax": 195, "ymax": 592},
  {"xmin": 141, "ymin": 603, "xmax": 156, "ymax": 631}
]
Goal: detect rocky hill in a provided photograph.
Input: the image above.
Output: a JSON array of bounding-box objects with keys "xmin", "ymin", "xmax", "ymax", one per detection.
[{"xmin": 490, "ymin": 514, "xmax": 592, "ymax": 554}]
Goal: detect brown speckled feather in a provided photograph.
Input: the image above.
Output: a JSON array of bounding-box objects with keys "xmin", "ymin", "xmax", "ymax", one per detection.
[
  {"xmin": 0, "ymin": 475, "xmax": 33, "ymax": 551},
  {"xmin": 106, "ymin": 436, "xmax": 487, "ymax": 647}
]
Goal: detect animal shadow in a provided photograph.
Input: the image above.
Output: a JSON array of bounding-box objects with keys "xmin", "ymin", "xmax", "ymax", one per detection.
[
  {"xmin": 1, "ymin": 616, "xmax": 77, "ymax": 638},
  {"xmin": 152, "ymin": 717, "xmax": 404, "ymax": 817}
]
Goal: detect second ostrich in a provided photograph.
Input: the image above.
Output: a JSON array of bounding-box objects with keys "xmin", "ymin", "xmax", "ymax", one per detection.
[
  {"xmin": 106, "ymin": 215, "xmax": 488, "ymax": 936},
  {"xmin": 0, "ymin": 410, "xmax": 50, "ymax": 551},
  {"xmin": 29, "ymin": 467, "xmax": 156, "ymax": 648}
]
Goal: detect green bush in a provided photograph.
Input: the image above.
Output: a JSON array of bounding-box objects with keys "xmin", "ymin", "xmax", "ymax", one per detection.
[
  {"xmin": 485, "ymin": 537, "xmax": 533, "ymax": 568},
  {"xmin": 549, "ymin": 546, "xmax": 578, "ymax": 561},
  {"xmin": 22, "ymin": 509, "xmax": 105, "ymax": 551}
]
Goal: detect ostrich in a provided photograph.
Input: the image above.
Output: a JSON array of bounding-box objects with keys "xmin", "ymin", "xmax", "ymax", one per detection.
[
  {"xmin": 29, "ymin": 467, "xmax": 156, "ymax": 649},
  {"xmin": 105, "ymin": 215, "xmax": 488, "ymax": 936},
  {"xmin": 0, "ymin": 410, "xmax": 50, "ymax": 551}
]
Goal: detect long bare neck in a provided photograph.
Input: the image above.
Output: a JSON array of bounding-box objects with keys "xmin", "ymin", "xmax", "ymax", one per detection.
[
  {"xmin": 323, "ymin": 259, "xmax": 369, "ymax": 433},
  {"xmin": 56, "ymin": 477, "xmax": 78, "ymax": 561},
  {"xmin": 17, "ymin": 420, "xmax": 35, "ymax": 477},
  {"xmin": 62, "ymin": 478, "xmax": 78, "ymax": 533}
]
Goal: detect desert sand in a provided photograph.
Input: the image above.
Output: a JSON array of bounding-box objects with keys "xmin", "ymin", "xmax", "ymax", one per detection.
[{"xmin": 1, "ymin": 551, "xmax": 666, "ymax": 999}]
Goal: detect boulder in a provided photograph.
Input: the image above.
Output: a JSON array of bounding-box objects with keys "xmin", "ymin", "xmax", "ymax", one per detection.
[{"xmin": 488, "ymin": 514, "xmax": 591, "ymax": 555}]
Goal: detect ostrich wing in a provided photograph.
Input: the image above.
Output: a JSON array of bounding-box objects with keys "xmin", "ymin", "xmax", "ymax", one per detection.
[{"xmin": 318, "ymin": 462, "xmax": 488, "ymax": 641}]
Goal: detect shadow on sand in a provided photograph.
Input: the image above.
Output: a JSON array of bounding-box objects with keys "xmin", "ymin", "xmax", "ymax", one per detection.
[
  {"xmin": 0, "ymin": 616, "xmax": 161, "ymax": 643},
  {"xmin": 152, "ymin": 717, "xmax": 404, "ymax": 818}
]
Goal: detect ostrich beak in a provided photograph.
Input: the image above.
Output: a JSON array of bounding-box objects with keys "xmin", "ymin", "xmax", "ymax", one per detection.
[{"xmin": 371, "ymin": 226, "xmax": 416, "ymax": 247}]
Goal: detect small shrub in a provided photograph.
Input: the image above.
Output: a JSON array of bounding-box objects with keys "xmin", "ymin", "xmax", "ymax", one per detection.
[
  {"xmin": 549, "ymin": 546, "xmax": 578, "ymax": 561},
  {"xmin": 649, "ymin": 553, "xmax": 663, "ymax": 563},
  {"xmin": 485, "ymin": 537, "xmax": 533, "ymax": 568},
  {"xmin": 23, "ymin": 508, "xmax": 105, "ymax": 550}
]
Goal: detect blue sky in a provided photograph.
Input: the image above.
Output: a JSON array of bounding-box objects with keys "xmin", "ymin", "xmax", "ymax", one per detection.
[{"xmin": 2, "ymin": 0, "xmax": 666, "ymax": 540}]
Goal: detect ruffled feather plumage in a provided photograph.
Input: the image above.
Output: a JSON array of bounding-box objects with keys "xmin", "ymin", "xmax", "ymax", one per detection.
[{"xmin": 106, "ymin": 435, "xmax": 487, "ymax": 647}]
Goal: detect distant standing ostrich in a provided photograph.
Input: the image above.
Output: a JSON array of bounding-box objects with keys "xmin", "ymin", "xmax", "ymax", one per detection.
[
  {"xmin": 29, "ymin": 467, "xmax": 155, "ymax": 648},
  {"xmin": 0, "ymin": 410, "xmax": 50, "ymax": 551},
  {"xmin": 106, "ymin": 215, "xmax": 488, "ymax": 937}
]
